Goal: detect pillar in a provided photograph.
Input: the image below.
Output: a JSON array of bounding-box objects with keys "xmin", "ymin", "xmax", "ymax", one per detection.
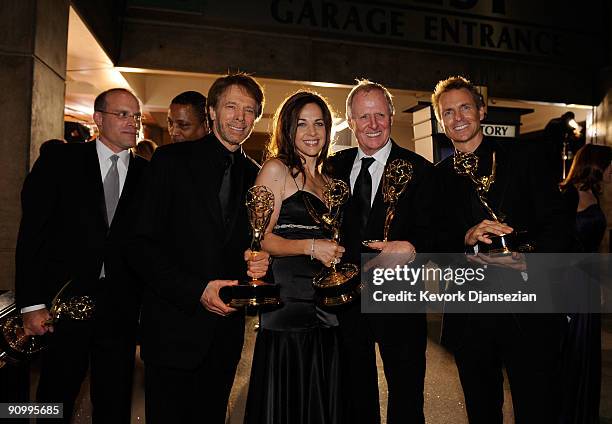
[{"xmin": 0, "ymin": 0, "xmax": 69, "ymax": 290}]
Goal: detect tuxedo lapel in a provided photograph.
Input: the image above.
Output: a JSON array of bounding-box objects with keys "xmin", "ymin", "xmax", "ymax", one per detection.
[
  {"xmin": 188, "ymin": 143, "xmax": 224, "ymax": 231},
  {"xmin": 365, "ymin": 141, "xmax": 399, "ymax": 236},
  {"xmin": 333, "ymin": 148, "xmax": 357, "ymax": 184},
  {"xmin": 366, "ymin": 185, "xmax": 385, "ymax": 237},
  {"xmin": 83, "ymin": 141, "xmax": 108, "ymax": 228}
]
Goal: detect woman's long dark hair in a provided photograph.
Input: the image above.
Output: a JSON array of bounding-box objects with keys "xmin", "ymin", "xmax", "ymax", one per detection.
[
  {"xmin": 561, "ymin": 144, "xmax": 612, "ymax": 195},
  {"xmin": 265, "ymin": 90, "xmax": 333, "ymax": 178}
]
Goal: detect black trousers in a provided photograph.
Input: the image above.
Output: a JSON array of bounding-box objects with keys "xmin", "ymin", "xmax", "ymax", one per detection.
[
  {"xmin": 144, "ymin": 331, "xmax": 243, "ymax": 424},
  {"xmin": 36, "ymin": 319, "xmax": 137, "ymax": 424},
  {"xmin": 337, "ymin": 305, "xmax": 427, "ymax": 424},
  {"xmin": 452, "ymin": 314, "xmax": 562, "ymax": 424}
]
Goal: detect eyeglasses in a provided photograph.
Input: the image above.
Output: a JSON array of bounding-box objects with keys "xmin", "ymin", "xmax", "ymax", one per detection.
[{"xmin": 96, "ymin": 110, "xmax": 143, "ymax": 124}]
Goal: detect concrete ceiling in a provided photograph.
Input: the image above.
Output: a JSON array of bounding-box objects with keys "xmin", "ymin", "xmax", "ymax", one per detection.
[{"xmin": 65, "ymin": 6, "xmax": 591, "ymax": 141}]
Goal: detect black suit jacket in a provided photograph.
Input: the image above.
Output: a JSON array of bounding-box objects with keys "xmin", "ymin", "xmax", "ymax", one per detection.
[
  {"xmin": 15, "ymin": 140, "xmax": 147, "ymax": 325},
  {"xmin": 127, "ymin": 134, "xmax": 259, "ymax": 369},
  {"xmin": 434, "ymin": 138, "xmax": 573, "ymax": 349},
  {"xmin": 435, "ymin": 138, "xmax": 572, "ymax": 254},
  {"xmin": 328, "ymin": 140, "xmax": 435, "ymax": 266}
]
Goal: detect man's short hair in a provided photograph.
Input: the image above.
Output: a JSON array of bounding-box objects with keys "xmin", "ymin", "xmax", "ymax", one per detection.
[
  {"xmin": 94, "ymin": 88, "xmax": 139, "ymax": 112},
  {"xmin": 206, "ymin": 72, "xmax": 265, "ymax": 129},
  {"xmin": 345, "ymin": 79, "xmax": 395, "ymax": 121},
  {"xmin": 170, "ymin": 91, "xmax": 207, "ymax": 123},
  {"xmin": 431, "ymin": 76, "xmax": 484, "ymax": 122}
]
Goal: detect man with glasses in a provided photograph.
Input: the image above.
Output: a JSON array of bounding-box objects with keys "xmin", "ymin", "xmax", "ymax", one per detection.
[{"xmin": 16, "ymin": 88, "xmax": 148, "ymax": 423}]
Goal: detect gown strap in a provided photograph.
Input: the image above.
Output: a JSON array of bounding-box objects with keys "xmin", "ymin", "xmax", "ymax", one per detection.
[{"xmin": 291, "ymin": 173, "xmax": 303, "ymax": 191}]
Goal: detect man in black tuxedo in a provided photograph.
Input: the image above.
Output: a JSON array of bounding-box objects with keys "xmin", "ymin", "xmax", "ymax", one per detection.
[
  {"xmin": 16, "ymin": 88, "xmax": 148, "ymax": 423},
  {"xmin": 328, "ymin": 80, "xmax": 434, "ymax": 424},
  {"xmin": 127, "ymin": 73, "xmax": 269, "ymax": 424},
  {"xmin": 432, "ymin": 76, "xmax": 572, "ymax": 423}
]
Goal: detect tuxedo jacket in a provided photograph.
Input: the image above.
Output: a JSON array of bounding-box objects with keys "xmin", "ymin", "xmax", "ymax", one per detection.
[
  {"xmin": 328, "ymin": 140, "xmax": 435, "ymax": 267},
  {"xmin": 127, "ymin": 134, "xmax": 259, "ymax": 369},
  {"xmin": 328, "ymin": 140, "xmax": 434, "ymax": 324},
  {"xmin": 434, "ymin": 138, "xmax": 573, "ymax": 349},
  {"xmin": 15, "ymin": 141, "xmax": 147, "ymax": 325}
]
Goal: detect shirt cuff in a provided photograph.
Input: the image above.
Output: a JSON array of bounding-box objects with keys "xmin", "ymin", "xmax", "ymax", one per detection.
[{"xmin": 21, "ymin": 304, "xmax": 46, "ymax": 313}]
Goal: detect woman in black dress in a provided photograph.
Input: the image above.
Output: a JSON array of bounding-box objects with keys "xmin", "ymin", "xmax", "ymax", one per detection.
[
  {"xmin": 559, "ymin": 143, "xmax": 612, "ymax": 423},
  {"xmin": 244, "ymin": 91, "xmax": 344, "ymax": 424}
]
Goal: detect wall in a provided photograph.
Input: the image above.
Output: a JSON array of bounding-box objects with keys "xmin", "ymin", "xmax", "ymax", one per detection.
[
  {"xmin": 0, "ymin": 0, "xmax": 69, "ymax": 290},
  {"xmin": 117, "ymin": 0, "xmax": 606, "ymax": 105}
]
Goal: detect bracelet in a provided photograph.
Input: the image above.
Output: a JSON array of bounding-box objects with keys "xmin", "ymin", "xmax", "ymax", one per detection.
[{"xmin": 310, "ymin": 238, "xmax": 315, "ymax": 260}]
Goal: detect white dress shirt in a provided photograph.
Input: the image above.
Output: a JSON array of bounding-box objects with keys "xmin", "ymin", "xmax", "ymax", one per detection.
[
  {"xmin": 96, "ymin": 138, "xmax": 131, "ymax": 194},
  {"xmin": 21, "ymin": 139, "xmax": 131, "ymax": 313},
  {"xmin": 349, "ymin": 139, "xmax": 392, "ymax": 205}
]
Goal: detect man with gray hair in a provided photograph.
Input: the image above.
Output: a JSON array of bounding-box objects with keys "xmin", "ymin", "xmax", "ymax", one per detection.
[{"xmin": 328, "ymin": 79, "xmax": 435, "ymax": 423}]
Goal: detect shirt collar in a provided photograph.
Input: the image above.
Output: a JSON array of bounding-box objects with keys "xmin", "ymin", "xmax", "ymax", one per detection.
[
  {"xmin": 210, "ymin": 133, "xmax": 245, "ymax": 161},
  {"xmin": 356, "ymin": 138, "xmax": 392, "ymax": 165},
  {"xmin": 96, "ymin": 138, "xmax": 131, "ymax": 167}
]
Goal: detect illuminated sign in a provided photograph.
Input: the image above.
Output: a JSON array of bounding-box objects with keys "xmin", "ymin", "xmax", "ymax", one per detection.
[{"xmin": 481, "ymin": 124, "xmax": 515, "ymax": 138}]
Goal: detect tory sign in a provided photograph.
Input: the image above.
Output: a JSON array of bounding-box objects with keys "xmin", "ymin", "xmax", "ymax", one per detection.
[{"xmin": 481, "ymin": 124, "xmax": 516, "ymax": 138}]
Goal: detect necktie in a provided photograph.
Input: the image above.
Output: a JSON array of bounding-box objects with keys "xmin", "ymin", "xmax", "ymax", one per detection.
[
  {"xmin": 103, "ymin": 155, "xmax": 120, "ymax": 224},
  {"xmin": 353, "ymin": 157, "xmax": 375, "ymax": 234},
  {"xmin": 219, "ymin": 153, "xmax": 235, "ymax": 224}
]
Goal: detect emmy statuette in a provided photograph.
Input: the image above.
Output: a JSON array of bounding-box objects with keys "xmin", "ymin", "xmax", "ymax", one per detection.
[
  {"xmin": 362, "ymin": 158, "xmax": 414, "ymax": 246},
  {"xmin": 0, "ymin": 281, "xmax": 95, "ymax": 367},
  {"xmin": 453, "ymin": 150, "xmax": 533, "ymax": 256},
  {"xmin": 304, "ymin": 179, "xmax": 360, "ymax": 307},
  {"xmin": 219, "ymin": 185, "xmax": 281, "ymax": 308}
]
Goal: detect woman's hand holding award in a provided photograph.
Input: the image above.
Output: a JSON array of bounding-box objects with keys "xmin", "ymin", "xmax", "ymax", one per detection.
[{"xmin": 305, "ymin": 179, "xmax": 361, "ymax": 307}]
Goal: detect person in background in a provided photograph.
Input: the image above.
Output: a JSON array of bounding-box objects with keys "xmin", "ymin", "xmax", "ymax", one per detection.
[
  {"xmin": 167, "ymin": 90, "xmax": 209, "ymax": 143},
  {"xmin": 135, "ymin": 138, "xmax": 157, "ymax": 161},
  {"xmin": 559, "ymin": 143, "xmax": 612, "ymax": 424},
  {"xmin": 64, "ymin": 121, "xmax": 92, "ymax": 143},
  {"xmin": 561, "ymin": 144, "xmax": 612, "ymax": 252},
  {"xmin": 39, "ymin": 138, "xmax": 66, "ymax": 155}
]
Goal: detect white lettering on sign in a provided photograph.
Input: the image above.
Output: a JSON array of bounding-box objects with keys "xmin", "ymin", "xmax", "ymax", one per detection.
[{"xmin": 481, "ymin": 124, "xmax": 515, "ymax": 138}]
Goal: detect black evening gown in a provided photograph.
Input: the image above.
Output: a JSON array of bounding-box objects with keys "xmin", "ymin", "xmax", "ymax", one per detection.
[
  {"xmin": 244, "ymin": 191, "xmax": 341, "ymax": 424},
  {"xmin": 559, "ymin": 186, "xmax": 605, "ymax": 424}
]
